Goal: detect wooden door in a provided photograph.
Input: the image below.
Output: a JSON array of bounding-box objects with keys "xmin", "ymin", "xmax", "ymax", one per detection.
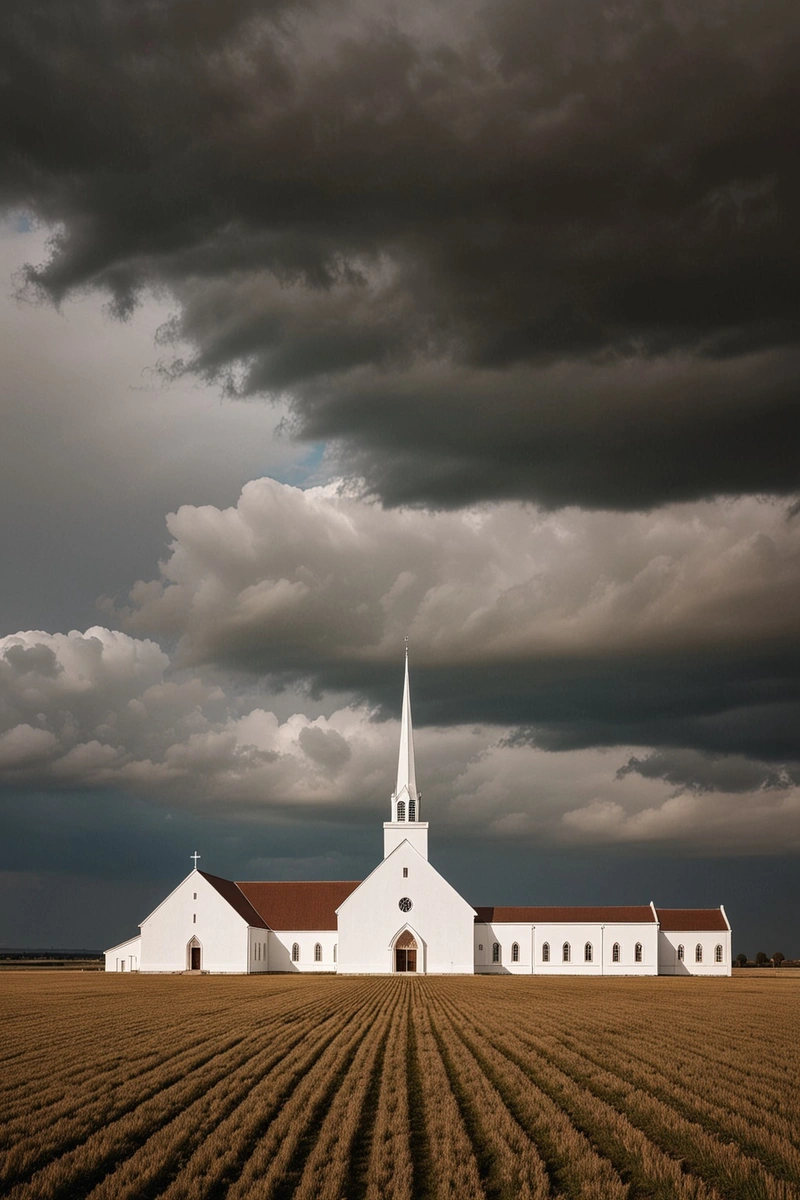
[
  {"xmin": 394, "ymin": 932, "xmax": 418, "ymax": 972},
  {"xmin": 191, "ymin": 946, "xmax": 201, "ymax": 970}
]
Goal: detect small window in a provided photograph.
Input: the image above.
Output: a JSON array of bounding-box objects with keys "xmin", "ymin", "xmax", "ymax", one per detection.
[
  {"xmin": 193, "ymin": 892, "xmax": 197, "ymax": 900},
  {"xmin": 635, "ymin": 942, "xmax": 642, "ymax": 963},
  {"xmin": 193, "ymin": 914, "xmax": 196, "ymax": 924},
  {"xmin": 715, "ymin": 944, "xmax": 723, "ymax": 963},
  {"xmin": 333, "ymin": 944, "xmax": 337, "ymax": 963},
  {"xmin": 511, "ymin": 942, "xmax": 520, "ymax": 962},
  {"xmin": 292, "ymin": 942, "xmax": 300, "ymax": 962},
  {"xmin": 492, "ymin": 942, "xmax": 501, "ymax": 963},
  {"xmin": 403, "ymin": 867, "xmax": 408, "ymax": 878},
  {"xmin": 409, "ymin": 798, "xmax": 416, "ymax": 821},
  {"xmin": 585, "ymin": 942, "xmax": 593, "ymax": 963},
  {"xmin": 563, "ymin": 942, "xmax": 571, "ymax": 963},
  {"xmin": 677, "ymin": 943, "xmax": 685, "ymax": 961},
  {"xmin": 695, "ymin": 944, "xmax": 703, "ymax": 963},
  {"xmin": 314, "ymin": 943, "xmax": 322, "ymax": 962},
  {"xmin": 612, "ymin": 942, "xmax": 620, "ymax": 963},
  {"xmin": 478, "ymin": 944, "xmax": 483, "ymax": 951},
  {"xmin": 397, "ymin": 800, "xmax": 406, "ymax": 821},
  {"xmin": 542, "ymin": 942, "xmax": 550, "ymax": 963}
]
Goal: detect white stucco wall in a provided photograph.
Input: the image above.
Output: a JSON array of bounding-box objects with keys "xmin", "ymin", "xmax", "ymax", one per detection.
[
  {"xmin": 267, "ymin": 930, "xmax": 338, "ymax": 971},
  {"xmin": 139, "ymin": 870, "xmax": 250, "ymax": 973},
  {"xmin": 104, "ymin": 934, "xmax": 141, "ymax": 972},
  {"xmin": 658, "ymin": 929, "xmax": 732, "ymax": 976},
  {"xmin": 249, "ymin": 928, "xmax": 271, "ymax": 973},
  {"xmin": 474, "ymin": 922, "xmax": 659, "ymax": 974},
  {"xmin": 383, "ymin": 821, "xmax": 428, "ymax": 859},
  {"xmin": 337, "ymin": 841, "xmax": 475, "ymax": 974}
]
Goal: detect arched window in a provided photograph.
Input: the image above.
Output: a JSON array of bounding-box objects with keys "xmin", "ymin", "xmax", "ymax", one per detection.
[
  {"xmin": 511, "ymin": 942, "xmax": 520, "ymax": 962},
  {"xmin": 695, "ymin": 944, "xmax": 703, "ymax": 963},
  {"xmin": 333, "ymin": 944, "xmax": 337, "ymax": 963},
  {"xmin": 291, "ymin": 942, "xmax": 300, "ymax": 962},
  {"xmin": 492, "ymin": 942, "xmax": 501, "ymax": 963},
  {"xmin": 584, "ymin": 942, "xmax": 593, "ymax": 963},
  {"xmin": 677, "ymin": 944, "xmax": 684, "ymax": 961},
  {"xmin": 397, "ymin": 799, "xmax": 406, "ymax": 821},
  {"xmin": 715, "ymin": 944, "xmax": 723, "ymax": 963},
  {"xmin": 409, "ymin": 797, "xmax": 416, "ymax": 821},
  {"xmin": 314, "ymin": 943, "xmax": 322, "ymax": 962},
  {"xmin": 562, "ymin": 942, "xmax": 571, "ymax": 963},
  {"xmin": 612, "ymin": 942, "xmax": 620, "ymax": 963},
  {"xmin": 635, "ymin": 942, "xmax": 643, "ymax": 963},
  {"xmin": 542, "ymin": 942, "xmax": 550, "ymax": 962}
]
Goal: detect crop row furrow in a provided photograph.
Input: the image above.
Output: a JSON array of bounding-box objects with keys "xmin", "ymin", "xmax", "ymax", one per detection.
[
  {"xmin": 223, "ymin": 982, "xmax": 397, "ymax": 1200},
  {"xmin": 552, "ymin": 1025, "xmax": 800, "ymax": 1124},
  {"xmin": 440, "ymin": 984, "xmax": 718, "ymax": 1200},
  {"xmin": 456, "ymin": 990, "xmax": 800, "ymax": 1200},
  {"xmin": 428, "ymin": 1007, "xmax": 554, "ymax": 1199},
  {"xmin": 0, "ymin": 1030, "xmax": 256, "ymax": 1184},
  {"xmin": 501, "ymin": 1022, "xmax": 800, "ymax": 1194},
  {"xmin": 0, "ymin": 980, "xmax": 366, "ymax": 1145},
  {"xmin": 547, "ymin": 1029, "xmax": 800, "ymax": 1174},
  {"xmin": 408, "ymin": 983, "xmax": 490, "ymax": 1199},
  {"xmin": 291, "ymin": 984, "xmax": 399, "ymax": 1200},
  {"xmin": 431, "ymin": 984, "xmax": 633, "ymax": 1200},
  {"xmin": 81, "ymin": 1001, "xmax": 368, "ymax": 1200},
  {"xmin": 362, "ymin": 986, "xmax": 413, "ymax": 1200}
]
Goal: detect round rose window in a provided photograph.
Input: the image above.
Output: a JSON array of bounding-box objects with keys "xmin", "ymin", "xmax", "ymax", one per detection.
[{"xmin": 398, "ymin": 897, "xmax": 413, "ymax": 913}]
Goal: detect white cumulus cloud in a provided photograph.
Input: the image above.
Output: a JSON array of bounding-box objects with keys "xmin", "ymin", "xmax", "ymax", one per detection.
[{"xmin": 110, "ymin": 480, "xmax": 800, "ymax": 672}]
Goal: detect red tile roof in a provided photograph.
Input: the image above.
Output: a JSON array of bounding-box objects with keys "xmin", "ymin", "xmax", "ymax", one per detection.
[
  {"xmin": 200, "ymin": 872, "xmax": 269, "ymax": 929},
  {"xmin": 655, "ymin": 908, "xmax": 729, "ymax": 931},
  {"xmin": 236, "ymin": 880, "xmax": 362, "ymax": 931},
  {"xmin": 474, "ymin": 905, "xmax": 656, "ymax": 924}
]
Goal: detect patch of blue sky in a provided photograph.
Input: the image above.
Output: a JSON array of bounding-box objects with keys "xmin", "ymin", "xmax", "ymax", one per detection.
[{"xmin": 268, "ymin": 441, "xmax": 332, "ymax": 489}]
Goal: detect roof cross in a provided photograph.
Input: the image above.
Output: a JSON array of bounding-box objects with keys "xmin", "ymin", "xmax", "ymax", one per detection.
[{"xmin": 190, "ymin": 851, "xmax": 201, "ymax": 870}]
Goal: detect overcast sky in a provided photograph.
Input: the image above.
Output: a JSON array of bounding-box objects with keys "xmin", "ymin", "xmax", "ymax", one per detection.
[{"xmin": 1, "ymin": 0, "xmax": 798, "ymax": 956}]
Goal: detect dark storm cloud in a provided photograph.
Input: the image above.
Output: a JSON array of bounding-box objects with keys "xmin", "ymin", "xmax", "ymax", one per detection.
[
  {"xmin": 616, "ymin": 748, "xmax": 797, "ymax": 793},
  {"xmin": 3, "ymin": 0, "xmax": 799, "ymax": 509}
]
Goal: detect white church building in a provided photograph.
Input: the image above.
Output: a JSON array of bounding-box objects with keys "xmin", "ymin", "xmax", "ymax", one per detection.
[{"xmin": 106, "ymin": 654, "xmax": 731, "ymax": 976}]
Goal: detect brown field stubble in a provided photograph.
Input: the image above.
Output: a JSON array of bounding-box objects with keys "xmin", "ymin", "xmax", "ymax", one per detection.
[{"xmin": 2, "ymin": 973, "xmax": 799, "ymax": 1199}]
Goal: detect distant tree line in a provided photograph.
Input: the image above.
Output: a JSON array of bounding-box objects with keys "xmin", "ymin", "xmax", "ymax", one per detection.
[{"xmin": 734, "ymin": 952, "xmax": 790, "ymax": 967}]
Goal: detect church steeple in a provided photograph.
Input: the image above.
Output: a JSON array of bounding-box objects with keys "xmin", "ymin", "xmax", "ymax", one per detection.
[
  {"xmin": 385, "ymin": 644, "xmax": 428, "ymax": 859},
  {"xmin": 393, "ymin": 644, "xmax": 420, "ymax": 822}
]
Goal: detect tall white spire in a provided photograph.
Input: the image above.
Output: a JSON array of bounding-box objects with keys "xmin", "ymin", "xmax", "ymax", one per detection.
[
  {"xmin": 385, "ymin": 642, "xmax": 428, "ymax": 859},
  {"xmin": 394, "ymin": 642, "xmax": 419, "ymax": 819}
]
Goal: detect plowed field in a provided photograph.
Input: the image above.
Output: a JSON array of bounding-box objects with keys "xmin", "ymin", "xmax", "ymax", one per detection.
[{"xmin": 2, "ymin": 973, "xmax": 798, "ymax": 1199}]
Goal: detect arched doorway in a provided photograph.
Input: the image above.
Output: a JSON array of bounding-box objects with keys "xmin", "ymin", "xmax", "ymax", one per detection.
[
  {"xmin": 187, "ymin": 936, "xmax": 202, "ymax": 971},
  {"xmin": 395, "ymin": 930, "xmax": 418, "ymax": 973}
]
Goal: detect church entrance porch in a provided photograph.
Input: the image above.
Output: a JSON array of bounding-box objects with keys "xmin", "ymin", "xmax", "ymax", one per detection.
[
  {"xmin": 187, "ymin": 937, "xmax": 202, "ymax": 970},
  {"xmin": 394, "ymin": 930, "xmax": 418, "ymax": 972}
]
